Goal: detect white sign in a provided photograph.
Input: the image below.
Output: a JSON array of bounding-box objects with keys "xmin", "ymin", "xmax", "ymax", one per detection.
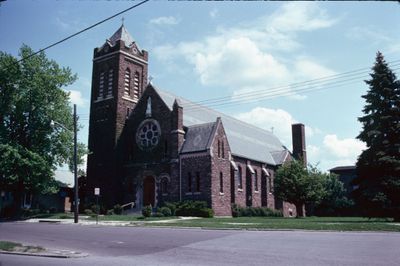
[{"xmin": 94, "ymin": 188, "xmax": 100, "ymax": 195}]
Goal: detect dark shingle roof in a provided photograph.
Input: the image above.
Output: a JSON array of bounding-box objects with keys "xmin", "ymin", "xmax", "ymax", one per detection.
[
  {"xmin": 107, "ymin": 25, "xmax": 135, "ymax": 47},
  {"xmin": 330, "ymin": 166, "xmax": 356, "ymax": 172},
  {"xmin": 181, "ymin": 122, "xmax": 216, "ymax": 154},
  {"xmin": 151, "ymin": 85, "xmax": 288, "ymax": 166}
]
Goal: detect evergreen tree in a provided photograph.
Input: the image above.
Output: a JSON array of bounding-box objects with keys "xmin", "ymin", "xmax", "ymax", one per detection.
[{"xmin": 354, "ymin": 52, "xmax": 400, "ymax": 221}]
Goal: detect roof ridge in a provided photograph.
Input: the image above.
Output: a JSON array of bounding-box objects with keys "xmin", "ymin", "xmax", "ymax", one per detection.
[
  {"xmin": 186, "ymin": 121, "xmax": 216, "ymax": 128},
  {"xmin": 155, "ymin": 87, "xmax": 276, "ymax": 136}
]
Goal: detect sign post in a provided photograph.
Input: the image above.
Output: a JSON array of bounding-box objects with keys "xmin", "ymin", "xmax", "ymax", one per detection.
[{"xmin": 94, "ymin": 188, "xmax": 100, "ymax": 225}]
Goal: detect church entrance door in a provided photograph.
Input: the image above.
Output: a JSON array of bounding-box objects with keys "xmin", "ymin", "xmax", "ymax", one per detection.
[{"xmin": 143, "ymin": 176, "xmax": 155, "ymax": 207}]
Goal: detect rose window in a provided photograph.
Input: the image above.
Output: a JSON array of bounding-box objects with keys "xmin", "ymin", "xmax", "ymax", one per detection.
[{"xmin": 136, "ymin": 119, "xmax": 161, "ymax": 150}]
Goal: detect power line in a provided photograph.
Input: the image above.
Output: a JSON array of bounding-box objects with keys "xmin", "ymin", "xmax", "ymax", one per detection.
[
  {"xmin": 74, "ymin": 60, "xmax": 400, "ymax": 115},
  {"xmin": 14, "ymin": 0, "xmax": 149, "ymax": 65},
  {"xmin": 185, "ymin": 65, "xmax": 400, "ymax": 111},
  {"xmin": 183, "ymin": 60, "xmax": 400, "ymax": 109}
]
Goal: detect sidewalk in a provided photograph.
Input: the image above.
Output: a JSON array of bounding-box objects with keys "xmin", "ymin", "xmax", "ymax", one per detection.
[{"xmin": 22, "ymin": 216, "xmax": 200, "ymax": 227}]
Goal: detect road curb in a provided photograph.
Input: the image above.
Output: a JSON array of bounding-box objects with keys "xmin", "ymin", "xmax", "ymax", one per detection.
[{"xmin": 0, "ymin": 250, "xmax": 88, "ymax": 258}]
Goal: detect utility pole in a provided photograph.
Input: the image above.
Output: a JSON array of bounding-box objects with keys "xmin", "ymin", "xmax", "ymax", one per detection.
[{"xmin": 73, "ymin": 104, "xmax": 79, "ymax": 224}]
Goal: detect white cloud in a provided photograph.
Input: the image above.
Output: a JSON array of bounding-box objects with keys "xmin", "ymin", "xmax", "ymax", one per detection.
[
  {"xmin": 209, "ymin": 8, "xmax": 219, "ymax": 19},
  {"xmin": 268, "ymin": 2, "xmax": 337, "ymax": 32},
  {"xmin": 323, "ymin": 134, "xmax": 366, "ymax": 159},
  {"xmin": 150, "ymin": 16, "xmax": 180, "ymax": 26},
  {"xmin": 236, "ymin": 107, "xmax": 363, "ymax": 171},
  {"xmin": 236, "ymin": 107, "xmax": 299, "ymax": 149},
  {"xmin": 68, "ymin": 90, "xmax": 87, "ymax": 107},
  {"xmin": 153, "ymin": 3, "xmax": 337, "ymax": 101}
]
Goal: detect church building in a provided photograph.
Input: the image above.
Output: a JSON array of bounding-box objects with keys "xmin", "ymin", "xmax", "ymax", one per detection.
[{"xmin": 86, "ymin": 25, "xmax": 306, "ymax": 216}]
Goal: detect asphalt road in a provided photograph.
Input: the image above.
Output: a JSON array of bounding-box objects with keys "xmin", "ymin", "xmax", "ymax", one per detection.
[{"xmin": 1, "ymin": 222, "xmax": 400, "ymax": 266}]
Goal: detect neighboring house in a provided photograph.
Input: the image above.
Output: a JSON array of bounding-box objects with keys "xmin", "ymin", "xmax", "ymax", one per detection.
[
  {"xmin": 0, "ymin": 173, "xmax": 73, "ymax": 218},
  {"xmin": 86, "ymin": 25, "xmax": 307, "ymax": 216},
  {"xmin": 330, "ymin": 165, "xmax": 357, "ymax": 197}
]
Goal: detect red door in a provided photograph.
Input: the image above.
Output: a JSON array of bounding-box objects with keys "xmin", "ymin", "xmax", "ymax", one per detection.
[{"xmin": 143, "ymin": 176, "xmax": 155, "ymax": 207}]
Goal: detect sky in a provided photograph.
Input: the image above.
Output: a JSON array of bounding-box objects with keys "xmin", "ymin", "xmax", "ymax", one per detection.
[{"xmin": 1, "ymin": 1, "xmax": 399, "ymax": 184}]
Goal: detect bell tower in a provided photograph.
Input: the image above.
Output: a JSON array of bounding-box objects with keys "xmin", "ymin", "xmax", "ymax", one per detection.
[{"xmin": 86, "ymin": 24, "xmax": 148, "ymax": 207}]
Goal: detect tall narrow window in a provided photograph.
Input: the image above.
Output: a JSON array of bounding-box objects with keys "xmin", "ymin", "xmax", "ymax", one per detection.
[
  {"xmin": 254, "ymin": 170, "xmax": 258, "ymax": 191},
  {"xmin": 188, "ymin": 172, "xmax": 192, "ymax": 192},
  {"xmin": 133, "ymin": 72, "xmax": 140, "ymax": 100},
  {"xmin": 222, "ymin": 140, "xmax": 225, "ymax": 158},
  {"xmin": 126, "ymin": 108, "xmax": 130, "ymax": 119},
  {"xmin": 218, "ymin": 140, "xmax": 221, "ymax": 158},
  {"xmin": 124, "ymin": 68, "xmax": 131, "ymax": 96},
  {"xmin": 196, "ymin": 172, "xmax": 200, "ymax": 192},
  {"xmin": 268, "ymin": 177, "xmax": 273, "ymax": 193},
  {"xmin": 238, "ymin": 166, "xmax": 243, "ymax": 189},
  {"xmin": 107, "ymin": 69, "xmax": 113, "ymax": 97},
  {"xmin": 219, "ymin": 172, "xmax": 224, "ymax": 193},
  {"xmin": 98, "ymin": 72, "xmax": 105, "ymax": 99}
]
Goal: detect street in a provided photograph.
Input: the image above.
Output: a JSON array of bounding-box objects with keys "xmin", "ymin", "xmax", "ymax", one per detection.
[{"xmin": 1, "ymin": 222, "xmax": 400, "ymax": 265}]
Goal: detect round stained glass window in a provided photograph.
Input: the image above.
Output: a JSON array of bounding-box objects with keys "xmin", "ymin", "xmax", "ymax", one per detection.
[{"xmin": 136, "ymin": 119, "xmax": 161, "ymax": 151}]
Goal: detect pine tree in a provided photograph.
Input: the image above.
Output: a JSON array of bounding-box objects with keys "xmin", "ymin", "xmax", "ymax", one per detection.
[{"xmin": 354, "ymin": 52, "xmax": 400, "ymax": 221}]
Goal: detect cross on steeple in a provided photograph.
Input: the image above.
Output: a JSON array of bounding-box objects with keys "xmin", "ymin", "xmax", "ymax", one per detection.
[{"xmin": 121, "ymin": 17, "xmax": 125, "ymax": 26}]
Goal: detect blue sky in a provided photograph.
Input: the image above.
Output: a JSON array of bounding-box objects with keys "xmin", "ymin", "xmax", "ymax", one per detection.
[{"xmin": 1, "ymin": 1, "xmax": 399, "ymax": 183}]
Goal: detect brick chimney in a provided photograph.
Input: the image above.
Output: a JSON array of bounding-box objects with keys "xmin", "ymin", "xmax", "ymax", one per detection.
[{"xmin": 292, "ymin": 123, "xmax": 307, "ymax": 165}]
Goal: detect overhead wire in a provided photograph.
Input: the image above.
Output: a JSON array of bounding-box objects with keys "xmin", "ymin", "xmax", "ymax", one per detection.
[
  {"xmin": 183, "ymin": 60, "xmax": 400, "ymax": 110},
  {"xmin": 2, "ymin": 0, "xmax": 149, "ymax": 69}
]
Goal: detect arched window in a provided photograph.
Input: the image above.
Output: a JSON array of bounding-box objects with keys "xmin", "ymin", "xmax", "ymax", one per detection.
[
  {"xmin": 98, "ymin": 72, "xmax": 105, "ymax": 99},
  {"xmin": 124, "ymin": 68, "xmax": 131, "ymax": 96},
  {"xmin": 238, "ymin": 166, "xmax": 243, "ymax": 189},
  {"xmin": 133, "ymin": 72, "xmax": 140, "ymax": 100},
  {"xmin": 268, "ymin": 177, "xmax": 273, "ymax": 193},
  {"xmin": 107, "ymin": 69, "xmax": 113, "ymax": 97},
  {"xmin": 219, "ymin": 172, "xmax": 224, "ymax": 193},
  {"xmin": 254, "ymin": 170, "xmax": 258, "ymax": 191},
  {"xmin": 217, "ymin": 140, "xmax": 221, "ymax": 158}
]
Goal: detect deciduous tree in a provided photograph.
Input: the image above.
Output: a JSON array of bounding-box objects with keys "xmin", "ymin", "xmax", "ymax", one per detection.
[
  {"xmin": 0, "ymin": 45, "xmax": 85, "ymax": 214},
  {"xmin": 274, "ymin": 160, "xmax": 326, "ymax": 217}
]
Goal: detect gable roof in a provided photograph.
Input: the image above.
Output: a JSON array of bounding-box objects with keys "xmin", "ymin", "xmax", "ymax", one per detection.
[
  {"xmin": 181, "ymin": 122, "xmax": 217, "ymax": 154},
  {"xmin": 149, "ymin": 85, "xmax": 288, "ymax": 166}
]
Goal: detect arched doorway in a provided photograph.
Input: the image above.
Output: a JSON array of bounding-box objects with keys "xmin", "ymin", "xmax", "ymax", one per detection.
[{"xmin": 143, "ymin": 176, "xmax": 155, "ymax": 207}]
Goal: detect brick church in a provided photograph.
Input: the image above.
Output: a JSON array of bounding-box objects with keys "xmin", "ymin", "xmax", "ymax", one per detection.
[{"xmin": 86, "ymin": 25, "xmax": 306, "ymax": 216}]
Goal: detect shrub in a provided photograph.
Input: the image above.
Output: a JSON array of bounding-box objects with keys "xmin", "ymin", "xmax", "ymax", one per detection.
[
  {"xmin": 163, "ymin": 201, "xmax": 212, "ymax": 218},
  {"xmin": 142, "ymin": 205, "xmax": 152, "ymax": 218},
  {"xmin": 232, "ymin": 206, "xmax": 283, "ymax": 217},
  {"xmin": 152, "ymin": 212, "xmax": 164, "ymax": 217},
  {"xmin": 90, "ymin": 205, "xmax": 100, "ymax": 214},
  {"xmin": 84, "ymin": 209, "xmax": 94, "ymax": 216},
  {"xmin": 164, "ymin": 202, "xmax": 177, "ymax": 215},
  {"xmin": 232, "ymin": 204, "xmax": 240, "ymax": 217},
  {"xmin": 113, "ymin": 204, "xmax": 123, "ymax": 215},
  {"xmin": 107, "ymin": 209, "xmax": 114, "ymax": 215},
  {"xmin": 158, "ymin": 207, "xmax": 172, "ymax": 217}
]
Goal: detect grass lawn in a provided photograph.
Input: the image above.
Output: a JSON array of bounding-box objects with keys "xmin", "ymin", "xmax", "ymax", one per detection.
[
  {"xmin": 0, "ymin": 241, "xmax": 44, "ymax": 253},
  {"xmin": 145, "ymin": 216, "xmax": 400, "ymax": 232}
]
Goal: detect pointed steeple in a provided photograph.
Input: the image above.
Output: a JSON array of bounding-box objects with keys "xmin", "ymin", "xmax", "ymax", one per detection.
[{"xmin": 107, "ymin": 24, "xmax": 135, "ymax": 47}]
